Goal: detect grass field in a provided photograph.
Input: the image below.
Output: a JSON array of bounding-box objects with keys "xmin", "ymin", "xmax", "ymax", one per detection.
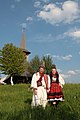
[{"xmin": 0, "ymin": 84, "xmax": 80, "ymax": 120}]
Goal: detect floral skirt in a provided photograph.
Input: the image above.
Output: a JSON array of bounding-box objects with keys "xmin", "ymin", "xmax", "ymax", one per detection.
[{"xmin": 47, "ymin": 82, "xmax": 64, "ymax": 101}]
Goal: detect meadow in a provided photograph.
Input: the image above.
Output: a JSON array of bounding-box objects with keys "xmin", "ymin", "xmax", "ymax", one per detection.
[{"xmin": 0, "ymin": 84, "xmax": 80, "ymax": 120}]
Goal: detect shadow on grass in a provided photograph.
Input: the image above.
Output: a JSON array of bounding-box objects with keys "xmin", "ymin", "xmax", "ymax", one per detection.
[{"xmin": 24, "ymin": 98, "xmax": 32, "ymax": 105}]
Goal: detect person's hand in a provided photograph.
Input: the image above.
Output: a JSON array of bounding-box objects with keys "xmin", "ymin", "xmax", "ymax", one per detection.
[
  {"xmin": 59, "ymin": 83, "xmax": 63, "ymax": 88},
  {"xmin": 34, "ymin": 89, "xmax": 37, "ymax": 95},
  {"xmin": 47, "ymin": 88, "xmax": 50, "ymax": 93}
]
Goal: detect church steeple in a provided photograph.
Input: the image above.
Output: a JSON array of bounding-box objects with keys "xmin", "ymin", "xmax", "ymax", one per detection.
[
  {"xmin": 20, "ymin": 28, "xmax": 31, "ymax": 61},
  {"xmin": 20, "ymin": 28, "xmax": 26, "ymax": 49}
]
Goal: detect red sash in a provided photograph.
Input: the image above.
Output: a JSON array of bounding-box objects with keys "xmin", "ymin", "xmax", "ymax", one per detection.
[
  {"xmin": 37, "ymin": 73, "xmax": 44, "ymax": 87},
  {"xmin": 44, "ymin": 74, "xmax": 48, "ymax": 89},
  {"xmin": 37, "ymin": 73, "xmax": 48, "ymax": 89}
]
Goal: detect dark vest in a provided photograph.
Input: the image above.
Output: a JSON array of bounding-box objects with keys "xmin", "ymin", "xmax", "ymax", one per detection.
[{"xmin": 50, "ymin": 71, "xmax": 59, "ymax": 83}]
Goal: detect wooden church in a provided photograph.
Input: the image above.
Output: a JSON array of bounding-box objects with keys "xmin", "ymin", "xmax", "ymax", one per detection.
[{"xmin": 4, "ymin": 29, "xmax": 32, "ymax": 84}]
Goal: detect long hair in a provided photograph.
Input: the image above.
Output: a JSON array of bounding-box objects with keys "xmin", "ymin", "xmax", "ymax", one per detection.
[{"xmin": 50, "ymin": 71, "xmax": 59, "ymax": 83}]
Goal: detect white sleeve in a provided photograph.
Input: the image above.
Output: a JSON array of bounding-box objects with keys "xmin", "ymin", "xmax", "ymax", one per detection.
[
  {"xmin": 59, "ymin": 74, "xmax": 65, "ymax": 86},
  {"xmin": 31, "ymin": 74, "xmax": 37, "ymax": 89}
]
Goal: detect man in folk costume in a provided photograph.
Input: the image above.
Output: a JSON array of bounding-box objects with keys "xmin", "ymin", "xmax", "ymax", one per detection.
[
  {"xmin": 47, "ymin": 64, "xmax": 65, "ymax": 107},
  {"xmin": 31, "ymin": 65, "xmax": 50, "ymax": 108}
]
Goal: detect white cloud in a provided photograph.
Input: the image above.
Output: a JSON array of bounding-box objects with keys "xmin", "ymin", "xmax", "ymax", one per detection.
[
  {"xmin": 61, "ymin": 69, "xmax": 80, "ymax": 83},
  {"xmin": 42, "ymin": 0, "xmax": 50, "ymax": 3},
  {"xmin": 68, "ymin": 30, "xmax": 80, "ymax": 37},
  {"xmin": 11, "ymin": 0, "xmax": 21, "ymax": 9},
  {"xmin": 37, "ymin": 0, "xmax": 49, "ymax": 3},
  {"xmin": 37, "ymin": 1, "xmax": 80, "ymax": 25},
  {"xmin": 62, "ymin": 55, "xmax": 72, "ymax": 60},
  {"xmin": 67, "ymin": 70, "xmax": 77, "ymax": 75},
  {"xmin": 56, "ymin": 68, "xmax": 80, "ymax": 83},
  {"xmin": 20, "ymin": 17, "xmax": 33, "ymax": 30},
  {"xmin": 26, "ymin": 17, "xmax": 33, "ymax": 21},
  {"xmin": 34, "ymin": 1, "xmax": 41, "ymax": 8},
  {"xmin": 20, "ymin": 23, "xmax": 27, "ymax": 29},
  {"xmin": 64, "ymin": 69, "xmax": 79, "ymax": 78},
  {"xmin": 60, "ymin": 73, "xmax": 70, "ymax": 79},
  {"xmin": 53, "ymin": 55, "xmax": 62, "ymax": 60},
  {"xmin": 69, "ymin": 30, "xmax": 80, "ymax": 38},
  {"xmin": 64, "ymin": 29, "xmax": 80, "ymax": 43},
  {"xmin": 53, "ymin": 54, "xmax": 72, "ymax": 61}
]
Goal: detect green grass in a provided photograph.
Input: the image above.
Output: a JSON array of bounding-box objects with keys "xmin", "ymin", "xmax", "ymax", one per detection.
[{"xmin": 0, "ymin": 84, "xmax": 80, "ymax": 120}]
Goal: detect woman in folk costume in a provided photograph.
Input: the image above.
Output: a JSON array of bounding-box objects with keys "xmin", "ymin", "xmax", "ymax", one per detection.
[
  {"xmin": 31, "ymin": 65, "xmax": 50, "ymax": 109},
  {"xmin": 47, "ymin": 64, "xmax": 65, "ymax": 107}
]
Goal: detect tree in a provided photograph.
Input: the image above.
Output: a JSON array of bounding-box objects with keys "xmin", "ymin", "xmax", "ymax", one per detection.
[
  {"xmin": 0, "ymin": 43, "xmax": 27, "ymax": 77},
  {"xmin": 29, "ymin": 55, "xmax": 53, "ymax": 74},
  {"xmin": 29, "ymin": 55, "xmax": 42, "ymax": 73},
  {"xmin": 42, "ymin": 55, "xmax": 53, "ymax": 74}
]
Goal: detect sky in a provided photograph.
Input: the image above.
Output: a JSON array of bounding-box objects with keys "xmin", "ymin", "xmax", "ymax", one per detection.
[{"xmin": 0, "ymin": 0, "xmax": 80, "ymax": 83}]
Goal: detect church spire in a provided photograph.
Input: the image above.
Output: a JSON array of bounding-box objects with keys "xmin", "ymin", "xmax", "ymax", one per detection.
[
  {"xmin": 20, "ymin": 28, "xmax": 31, "ymax": 61},
  {"xmin": 20, "ymin": 28, "xmax": 26, "ymax": 49}
]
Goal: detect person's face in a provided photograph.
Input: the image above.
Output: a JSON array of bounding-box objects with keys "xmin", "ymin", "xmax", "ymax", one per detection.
[
  {"xmin": 39, "ymin": 67, "xmax": 44, "ymax": 74},
  {"xmin": 52, "ymin": 68, "xmax": 56, "ymax": 74}
]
